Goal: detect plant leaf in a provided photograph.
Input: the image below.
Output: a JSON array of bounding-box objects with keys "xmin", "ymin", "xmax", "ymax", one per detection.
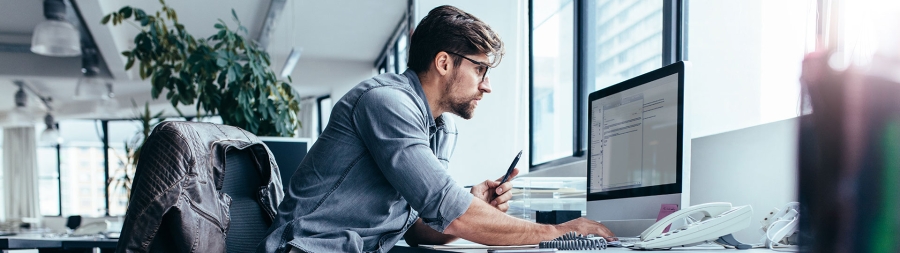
[
  {"xmin": 104, "ymin": 3, "xmax": 301, "ymax": 137},
  {"xmin": 121, "ymin": 7, "xmax": 133, "ymax": 19}
]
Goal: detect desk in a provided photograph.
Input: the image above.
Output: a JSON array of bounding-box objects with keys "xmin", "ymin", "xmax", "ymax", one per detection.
[
  {"xmin": 389, "ymin": 245, "xmax": 796, "ymax": 253},
  {"xmin": 4, "ymin": 238, "xmax": 794, "ymax": 253},
  {"xmin": 1, "ymin": 237, "xmax": 116, "ymax": 253},
  {"xmin": 0, "ymin": 237, "xmax": 61, "ymax": 250}
]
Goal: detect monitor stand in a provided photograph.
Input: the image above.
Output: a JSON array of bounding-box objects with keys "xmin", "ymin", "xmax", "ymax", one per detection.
[
  {"xmin": 597, "ymin": 219, "xmax": 657, "ymax": 237},
  {"xmin": 587, "ymin": 193, "xmax": 685, "ymax": 237}
]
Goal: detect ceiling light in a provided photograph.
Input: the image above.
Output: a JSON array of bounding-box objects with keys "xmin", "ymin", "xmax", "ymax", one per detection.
[
  {"xmin": 31, "ymin": 0, "xmax": 81, "ymax": 57},
  {"xmin": 15, "ymin": 82, "xmax": 26, "ymax": 107},
  {"xmin": 3, "ymin": 82, "xmax": 35, "ymax": 126},
  {"xmin": 75, "ymin": 49, "xmax": 108, "ymax": 100},
  {"xmin": 40, "ymin": 113, "xmax": 62, "ymax": 144},
  {"xmin": 280, "ymin": 47, "xmax": 302, "ymax": 78},
  {"xmin": 92, "ymin": 83, "xmax": 120, "ymax": 118}
]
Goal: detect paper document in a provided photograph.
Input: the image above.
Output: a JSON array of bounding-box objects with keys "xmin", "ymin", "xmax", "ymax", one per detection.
[{"xmin": 419, "ymin": 239, "xmax": 537, "ymax": 250}]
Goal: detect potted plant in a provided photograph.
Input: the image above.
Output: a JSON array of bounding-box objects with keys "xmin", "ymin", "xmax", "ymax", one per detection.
[
  {"xmin": 101, "ymin": 0, "xmax": 301, "ymax": 137},
  {"xmin": 107, "ymin": 101, "xmax": 163, "ymax": 208}
]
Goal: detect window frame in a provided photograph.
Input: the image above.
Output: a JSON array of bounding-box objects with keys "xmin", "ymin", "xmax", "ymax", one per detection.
[
  {"xmin": 528, "ymin": 0, "xmax": 687, "ymax": 171},
  {"xmin": 316, "ymin": 95, "xmax": 332, "ymax": 134},
  {"xmin": 44, "ymin": 119, "xmax": 131, "ymax": 217},
  {"xmin": 374, "ymin": 11, "xmax": 414, "ymax": 74},
  {"xmin": 40, "ymin": 116, "xmax": 222, "ymax": 217}
]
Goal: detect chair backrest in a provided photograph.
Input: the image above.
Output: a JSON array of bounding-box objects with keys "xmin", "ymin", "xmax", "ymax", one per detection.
[
  {"xmin": 65, "ymin": 215, "xmax": 82, "ymax": 230},
  {"xmin": 221, "ymin": 148, "xmax": 270, "ymax": 252}
]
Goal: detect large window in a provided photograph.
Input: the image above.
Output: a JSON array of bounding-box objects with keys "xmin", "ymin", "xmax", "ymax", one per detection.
[
  {"xmin": 376, "ymin": 9, "xmax": 414, "ymax": 75},
  {"xmin": 530, "ymin": 0, "xmax": 683, "ymax": 168},
  {"xmin": 19, "ymin": 115, "xmax": 223, "ymax": 217},
  {"xmin": 33, "ymin": 123, "xmax": 62, "ymax": 217},
  {"xmin": 531, "ymin": 0, "xmax": 575, "ymax": 165},
  {"xmin": 586, "ymin": 0, "xmax": 664, "ymax": 91},
  {"xmin": 58, "ymin": 120, "xmax": 107, "ymax": 217},
  {"xmin": 376, "ymin": 25, "xmax": 410, "ymax": 75},
  {"xmin": 0, "ymin": 129, "xmax": 4, "ymax": 220},
  {"xmin": 37, "ymin": 143, "xmax": 60, "ymax": 216},
  {"xmin": 107, "ymin": 120, "xmax": 141, "ymax": 216}
]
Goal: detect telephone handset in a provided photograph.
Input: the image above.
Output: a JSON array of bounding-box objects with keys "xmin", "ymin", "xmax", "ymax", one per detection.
[{"xmin": 632, "ymin": 202, "xmax": 753, "ymax": 250}]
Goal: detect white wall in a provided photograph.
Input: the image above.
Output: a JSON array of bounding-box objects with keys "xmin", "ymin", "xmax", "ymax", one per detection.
[
  {"xmin": 415, "ymin": 0, "xmax": 530, "ymax": 186},
  {"xmin": 321, "ymin": 60, "xmax": 377, "ymax": 133},
  {"xmin": 300, "ymin": 0, "xmax": 531, "ymax": 186},
  {"xmin": 687, "ymin": 0, "xmax": 812, "ymax": 138},
  {"xmin": 690, "ymin": 117, "xmax": 799, "ymax": 242},
  {"xmin": 287, "ymin": 58, "xmax": 375, "ymax": 143},
  {"xmin": 687, "ymin": 1, "xmax": 762, "ymax": 138},
  {"xmin": 268, "ymin": 56, "xmax": 378, "ymax": 99}
]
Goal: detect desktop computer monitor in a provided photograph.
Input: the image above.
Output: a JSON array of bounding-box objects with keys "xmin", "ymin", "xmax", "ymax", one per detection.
[
  {"xmin": 586, "ymin": 61, "xmax": 691, "ymax": 236},
  {"xmin": 259, "ymin": 137, "xmax": 310, "ymax": 193}
]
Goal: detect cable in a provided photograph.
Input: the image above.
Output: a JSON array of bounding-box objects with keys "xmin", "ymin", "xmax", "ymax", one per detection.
[
  {"xmin": 539, "ymin": 231, "xmax": 608, "ymax": 250},
  {"xmin": 765, "ymin": 218, "xmax": 798, "ymax": 249}
]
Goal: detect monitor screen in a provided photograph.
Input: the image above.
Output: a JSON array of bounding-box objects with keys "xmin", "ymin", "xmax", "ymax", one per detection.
[
  {"xmin": 259, "ymin": 137, "xmax": 310, "ymax": 193},
  {"xmin": 588, "ymin": 62, "xmax": 685, "ymax": 201}
]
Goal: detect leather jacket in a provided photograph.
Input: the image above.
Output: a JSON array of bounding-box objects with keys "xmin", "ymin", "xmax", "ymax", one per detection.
[{"xmin": 116, "ymin": 121, "xmax": 284, "ymax": 253}]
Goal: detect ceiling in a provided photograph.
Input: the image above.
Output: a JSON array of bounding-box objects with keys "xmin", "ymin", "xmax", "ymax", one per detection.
[{"xmin": 0, "ymin": 0, "xmax": 406, "ymax": 121}]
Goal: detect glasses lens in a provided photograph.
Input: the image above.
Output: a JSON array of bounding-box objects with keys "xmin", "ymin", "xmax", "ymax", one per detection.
[{"xmin": 449, "ymin": 52, "xmax": 490, "ymax": 83}]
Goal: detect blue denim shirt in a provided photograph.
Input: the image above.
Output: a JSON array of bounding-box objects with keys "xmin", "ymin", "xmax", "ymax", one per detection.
[{"xmin": 257, "ymin": 70, "xmax": 473, "ymax": 253}]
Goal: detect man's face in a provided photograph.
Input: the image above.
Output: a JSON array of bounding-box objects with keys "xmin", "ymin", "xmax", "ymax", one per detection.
[{"xmin": 441, "ymin": 53, "xmax": 492, "ymax": 119}]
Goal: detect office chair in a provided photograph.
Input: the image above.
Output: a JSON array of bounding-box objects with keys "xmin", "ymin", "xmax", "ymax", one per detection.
[
  {"xmin": 221, "ymin": 148, "xmax": 271, "ymax": 252},
  {"xmin": 65, "ymin": 215, "xmax": 82, "ymax": 234},
  {"xmin": 115, "ymin": 121, "xmax": 283, "ymax": 253}
]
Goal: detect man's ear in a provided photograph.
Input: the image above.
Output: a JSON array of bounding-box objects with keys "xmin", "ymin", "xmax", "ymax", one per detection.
[{"xmin": 434, "ymin": 51, "xmax": 452, "ymax": 76}]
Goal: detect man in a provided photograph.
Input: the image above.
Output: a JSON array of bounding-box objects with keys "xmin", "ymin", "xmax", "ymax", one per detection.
[{"xmin": 258, "ymin": 5, "xmax": 614, "ymax": 253}]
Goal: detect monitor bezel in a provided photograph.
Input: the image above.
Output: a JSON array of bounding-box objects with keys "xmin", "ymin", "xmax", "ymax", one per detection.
[{"xmin": 587, "ymin": 61, "xmax": 686, "ymax": 201}]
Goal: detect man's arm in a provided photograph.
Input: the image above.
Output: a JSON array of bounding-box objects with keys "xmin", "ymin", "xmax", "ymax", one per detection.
[
  {"xmin": 444, "ymin": 198, "xmax": 615, "ymax": 245},
  {"xmin": 404, "ymin": 168, "xmax": 520, "ymax": 246},
  {"xmin": 403, "ymin": 218, "xmax": 459, "ymax": 246}
]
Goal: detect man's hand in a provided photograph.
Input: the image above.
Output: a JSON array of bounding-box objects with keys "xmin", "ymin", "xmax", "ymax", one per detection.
[
  {"xmin": 470, "ymin": 168, "xmax": 520, "ymax": 212},
  {"xmin": 554, "ymin": 217, "xmax": 617, "ymax": 241},
  {"xmin": 444, "ymin": 197, "xmax": 618, "ymax": 246}
]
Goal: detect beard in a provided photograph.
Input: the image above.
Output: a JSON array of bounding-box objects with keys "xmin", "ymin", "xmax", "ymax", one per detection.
[{"xmin": 441, "ymin": 71, "xmax": 481, "ymax": 119}]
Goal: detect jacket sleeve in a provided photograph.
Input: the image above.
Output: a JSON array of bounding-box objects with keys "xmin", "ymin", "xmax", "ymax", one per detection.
[{"xmin": 116, "ymin": 126, "xmax": 192, "ymax": 253}]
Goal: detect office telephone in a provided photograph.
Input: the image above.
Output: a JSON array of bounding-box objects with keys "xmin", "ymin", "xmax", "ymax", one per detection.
[
  {"xmin": 631, "ymin": 202, "xmax": 753, "ymax": 250},
  {"xmin": 759, "ymin": 202, "xmax": 800, "ymax": 248}
]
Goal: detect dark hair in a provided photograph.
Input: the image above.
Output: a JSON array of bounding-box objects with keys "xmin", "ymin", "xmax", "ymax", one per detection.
[{"xmin": 407, "ymin": 5, "xmax": 504, "ymax": 74}]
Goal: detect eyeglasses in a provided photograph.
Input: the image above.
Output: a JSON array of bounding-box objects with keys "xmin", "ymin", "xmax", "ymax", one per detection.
[{"xmin": 446, "ymin": 51, "xmax": 490, "ymax": 83}]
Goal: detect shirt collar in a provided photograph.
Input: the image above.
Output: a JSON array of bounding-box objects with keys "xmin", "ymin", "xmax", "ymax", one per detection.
[{"xmin": 403, "ymin": 69, "xmax": 440, "ymax": 131}]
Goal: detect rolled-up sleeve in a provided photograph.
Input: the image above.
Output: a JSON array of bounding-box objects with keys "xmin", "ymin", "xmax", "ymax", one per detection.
[{"xmin": 351, "ymin": 86, "xmax": 473, "ymax": 232}]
